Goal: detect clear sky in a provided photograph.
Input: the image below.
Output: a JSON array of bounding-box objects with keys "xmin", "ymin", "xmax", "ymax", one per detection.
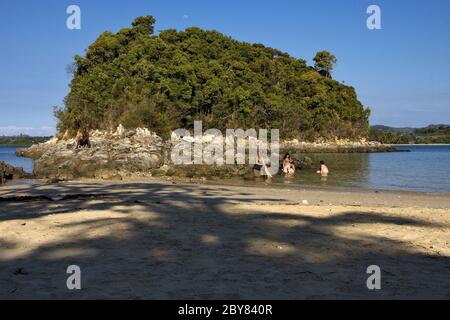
[{"xmin": 1, "ymin": 0, "xmax": 449, "ymax": 135}]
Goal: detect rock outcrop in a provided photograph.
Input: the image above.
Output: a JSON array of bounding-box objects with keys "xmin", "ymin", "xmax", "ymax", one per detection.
[
  {"xmin": 16, "ymin": 127, "xmax": 166, "ymax": 180},
  {"xmin": 281, "ymin": 138, "xmax": 398, "ymax": 153},
  {"xmin": 0, "ymin": 161, "xmax": 33, "ymax": 184},
  {"xmin": 15, "ymin": 126, "xmax": 401, "ymax": 181}
]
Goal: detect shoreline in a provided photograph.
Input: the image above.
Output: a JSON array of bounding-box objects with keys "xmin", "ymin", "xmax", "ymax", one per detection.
[
  {"xmin": 204, "ymin": 177, "xmax": 450, "ymax": 197},
  {"xmin": 2, "ymin": 176, "xmax": 450, "ymax": 197},
  {"xmin": 1, "ymin": 177, "xmax": 450, "ymax": 208}
]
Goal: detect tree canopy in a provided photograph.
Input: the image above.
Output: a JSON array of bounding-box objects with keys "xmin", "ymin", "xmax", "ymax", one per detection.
[
  {"xmin": 55, "ymin": 16, "xmax": 370, "ymax": 141},
  {"xmin": 313, "ymin": 51, "xmax": 337, "ymax": 78}
]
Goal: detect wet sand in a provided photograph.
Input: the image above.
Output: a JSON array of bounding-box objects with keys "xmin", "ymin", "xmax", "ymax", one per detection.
[{"xmin": 1, "ymin": 179, "xmax": 449, "ymax": 299}]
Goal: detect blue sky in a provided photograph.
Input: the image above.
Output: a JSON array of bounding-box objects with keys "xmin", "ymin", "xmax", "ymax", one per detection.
[{"xmin": 1, "ymin": 0, "xmax": 449, "ymax": 135}]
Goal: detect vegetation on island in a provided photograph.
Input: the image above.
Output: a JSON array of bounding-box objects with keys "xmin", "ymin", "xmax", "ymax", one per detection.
[
  {"xmin": 54, "ymin": 15, "xmax": 371, "ymax": 141},
  {"xmin": 370, "ymin": 125, "xmax": 450, "ymax": 144},
  {"xmin": 0, "ymin": 135, "xmax": 51, "ymax": 147}
]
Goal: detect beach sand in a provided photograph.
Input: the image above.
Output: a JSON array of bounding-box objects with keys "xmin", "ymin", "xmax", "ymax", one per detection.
[{"xmin": 0, "ymin": 179, "xmax": 449, "ymax": 299}]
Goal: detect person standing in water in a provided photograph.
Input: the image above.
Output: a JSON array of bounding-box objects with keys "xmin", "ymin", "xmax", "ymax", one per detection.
[{"xmin": 317, "ymin": 160, "xmax": 329, "ymax": 176}]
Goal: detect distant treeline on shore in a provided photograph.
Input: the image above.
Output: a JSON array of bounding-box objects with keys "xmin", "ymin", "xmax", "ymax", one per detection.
[
  {"xmin": 3, "ymin": 124, "xmax": 450, "ymax": 147},
  {"xmin": 370, "ymin": 124, "xmax": 450, "ymax": 144},
  {"xmin": 0, "ymin": 135, "xmax": 51, "ymax": 147}
]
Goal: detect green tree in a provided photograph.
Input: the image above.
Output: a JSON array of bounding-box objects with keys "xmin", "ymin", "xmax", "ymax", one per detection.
[
  {"xmin": 313, "ymin": 51, "xmax": 337, "ymax": 77},
  {"xmin": 131, "ymin": 16, "xmax": 156, "ymax": 35}
]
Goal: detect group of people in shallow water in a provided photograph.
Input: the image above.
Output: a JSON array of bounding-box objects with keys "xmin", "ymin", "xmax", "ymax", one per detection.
[
  {"xmin": 253, "ymin": 152, "xmax": 329, "ymax": 179},
  {"xmin": 76, "ymin": 128, "xmax": 329, "ymax": 179}
]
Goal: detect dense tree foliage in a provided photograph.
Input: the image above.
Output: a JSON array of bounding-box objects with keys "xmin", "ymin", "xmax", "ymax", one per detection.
[
  {"xmin": 55, "ymin": 16, "xmax": 371, "ymax": 140},
  {"xmin": 313, "ymin": 51, "xmax": 337, "ymax": 78}
]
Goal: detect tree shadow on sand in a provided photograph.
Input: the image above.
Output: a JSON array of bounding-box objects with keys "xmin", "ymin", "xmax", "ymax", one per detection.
[{"xmin": 0, "ymin": 182, "xmax": 449, "ymax": 299}]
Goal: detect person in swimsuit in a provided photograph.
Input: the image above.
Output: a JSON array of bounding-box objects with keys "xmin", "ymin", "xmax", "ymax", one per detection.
[
  {"xmin": 317, "ymin": 160, "xmax": 329, "ymax": 176},
  {"xmin": 282, "ymin": 153, "xmax": 296, "ymax": 176},
  {"xmin": 253, "ymin": 153, "xmax": 273, "ymax": 179}
]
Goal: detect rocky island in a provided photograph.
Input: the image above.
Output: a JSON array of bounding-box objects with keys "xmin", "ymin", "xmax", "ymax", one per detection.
[
  {"xmin": 15, "ymin": 125, "xmax": 396, "ymax": 182},
  {"xmin": 7, "ymin": 15, "xmax": 401, "ymax": 182}
]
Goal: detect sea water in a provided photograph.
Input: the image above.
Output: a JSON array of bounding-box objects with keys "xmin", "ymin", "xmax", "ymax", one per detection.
[
  {"xmin": 1, "ymin": 145, "xmax": 449, "ymax": 193},
  {"xmin": 265, "ymin": 145, "xmax": 450, "ymax": 193},
  {"xmin": 0, "ymin": 146, "xmax": 34, "ymax": 173}
]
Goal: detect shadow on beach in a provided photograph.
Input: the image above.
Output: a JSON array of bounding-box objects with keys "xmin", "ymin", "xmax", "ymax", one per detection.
[{"xmin": 0, "ymin": 182, "xmax": 449, "ymax": 299}]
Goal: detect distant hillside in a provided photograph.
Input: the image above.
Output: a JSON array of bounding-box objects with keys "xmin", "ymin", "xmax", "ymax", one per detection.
[
  {"xmin": 370, "ymin": 125, "xmax": 450, "ymax": 144},
  {"xmin": 370, "ymin": 125, "xmax": 415, "ymax": 134},
  {"xmin": 0, "ymin": 135, "xmax": 51, "ymax": 147},
  {"xmin": 54, "ymin": 15, "xmax": 370, "ymax": 141}
]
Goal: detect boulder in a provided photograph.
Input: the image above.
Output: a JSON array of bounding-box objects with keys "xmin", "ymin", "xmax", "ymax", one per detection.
[
  {"xmin": 0, "ymin": 161, "xmax": 33, "ymax": 184},
  {"xmin": 16, "ymin": 127, "xmax": 166, "ymax": 180},
  {"xmin": 167, "ymin": 164, "xmax": 253, "ymax": 180},
  {"xmin": 292, "ymin": 155, "xmax": 313, "ymax": 169}
]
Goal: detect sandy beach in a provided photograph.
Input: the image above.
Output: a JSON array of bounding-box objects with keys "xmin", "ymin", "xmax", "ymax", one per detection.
[{"xmin": 1, "ymin": 179, "xmax": 449, "ymax": 299}]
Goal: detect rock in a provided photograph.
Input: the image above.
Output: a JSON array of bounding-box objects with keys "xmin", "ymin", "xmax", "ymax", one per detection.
[
  {"xmin": 290, "ymin": 155, "xmax": 313, "ymax": 169},
  {"xmin": 114, "ymin": 124, "xmax": 125, "ymax": 137},
  {"xmin": 166, "ymin": 164, "xmax": 253, "ymax": 179},
  {"xmin": 17, "ymin": 126, "xmax": 165, "ymax": 180},
  {"xmin": 0, "ymin": 161, "xmax": 33, "ymax": 184},
  {"xmin": 281, "ymin": 140, "xmax": 398, "ymax": 153}
]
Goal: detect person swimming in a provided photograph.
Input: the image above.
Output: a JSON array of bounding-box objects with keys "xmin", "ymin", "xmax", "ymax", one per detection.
[{"xmin": 317, "ymin": 160, "xmax": 329, "ymax": 176}]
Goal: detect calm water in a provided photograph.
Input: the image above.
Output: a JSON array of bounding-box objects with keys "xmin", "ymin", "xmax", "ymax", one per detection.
[
  {"xmin": 0, "ymin": 147, "xmax": 34, "ymax": 173},
  {"xmin": 1, "ymin": 145, "xmax": 450, "ymax": 193},
  {"xmin": 258, "ymin": 145, "xmax": 450, "ymax": 193}
]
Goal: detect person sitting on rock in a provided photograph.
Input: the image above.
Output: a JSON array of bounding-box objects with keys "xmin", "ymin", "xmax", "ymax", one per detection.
[
  {"xmin": 76, "ymin": 129, "xmax": 91, "ymax": 149},
  {"xmin": 317, "ymin": 160, "xmax": 329, "ymax": 176}
]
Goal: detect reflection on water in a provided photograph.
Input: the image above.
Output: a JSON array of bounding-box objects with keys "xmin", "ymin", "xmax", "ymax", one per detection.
[
  {"xmin": 266, "ymin": 153, "xmax": 370, "ymax": 189},
  {"xmin": 224, "ymin": 146, "xmax": 450, "ymax": 193},
  {"xmin": 1, "ymin": 146, "xmax": 450, "ymax": 193}
]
